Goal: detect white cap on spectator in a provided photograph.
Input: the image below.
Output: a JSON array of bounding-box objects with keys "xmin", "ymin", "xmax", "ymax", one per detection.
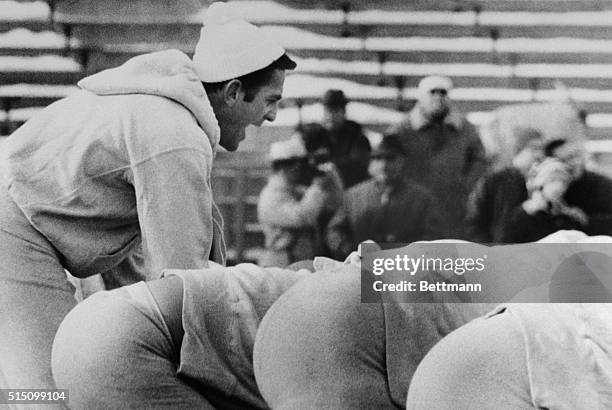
[
  {"xmin": 418, "ymin": 75, "xmax": 453, "ymax": 97},
  {"xmin": 270, "ymin": 137, "xmax": 307, "ymax": 162},
  {"xmin": 193, "ymin": 2, "xmax": 287, "ymax": 83}
]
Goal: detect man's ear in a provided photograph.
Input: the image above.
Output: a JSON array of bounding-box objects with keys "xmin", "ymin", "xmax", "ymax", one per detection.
[{"xmin": 222, "ymin": 79, "xmax": 243, "ymax": 106}]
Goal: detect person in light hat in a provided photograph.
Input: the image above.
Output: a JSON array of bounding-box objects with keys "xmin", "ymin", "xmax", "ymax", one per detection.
[
  {"xmin": 269, "ymin": 136, "xmax": 309, "ymax": 163},
  {"xmin": 417, "ymin": 75, "xmax": 454, "ymax": 105},
  {"xmin": 195, "ymin": 2, "xmax": 297, "ymax": 150},
  {"xmin": 0, "ymin": 1, "xmax": 295, "ymax": 392},
  {"xmin": 258, "ymin": 131, "xmax": 344, "ymax": 268},
  {"xmin": 387, "ymin": 75, "xmax": 488, "ymax": 239}
]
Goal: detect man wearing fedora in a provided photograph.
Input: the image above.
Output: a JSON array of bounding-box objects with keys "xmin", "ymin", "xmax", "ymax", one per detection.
[
  {"xmin": 0, "ymin": 2, "xmax": 296, "ymax": 393},
  {"xmin": 387, "ymin": 76, "xmax": 488, "ymax": 239},
  {"xmin": 321, "ymin": 89, "xmax": 372, "ymax": 188},
  {"xmin": 330, "ymin": 134, "xmax": 447, "ymax": 251}
]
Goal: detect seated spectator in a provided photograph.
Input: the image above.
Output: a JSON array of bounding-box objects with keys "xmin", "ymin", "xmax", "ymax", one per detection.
[
  {"xmin": 321, "ymin": 89, "xmax": 372, "ymax": 188},
  {"xmin": 501, "ymin": 158, "xmax": 587, "ymax": 243},
  {"xmin": 257, "ymin": 136, "xmax": 343, "ymax": 267},
  {"xmin": 329, "ymin": 134, "xmax": 447, "ymax": 252},
  {"xmin": 466, "ymin": 136, "xmax": 612, "ymax": 244},
  {"xmin": 465, "ymin": 129, "xmax": 545, "ymax": 243}
]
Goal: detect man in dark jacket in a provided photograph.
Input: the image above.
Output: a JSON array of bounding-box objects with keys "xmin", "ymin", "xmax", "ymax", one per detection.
[
  {"xmin": 321, "ymin": 89, "xmax": 372, "ymax": 188},
  {"xmin": 328, "ymin": 134, "xmax": 447, "ymax": 255},
  {"xmin": 387, "ymin": 76, "xmax": 488, "ymax": 239}
]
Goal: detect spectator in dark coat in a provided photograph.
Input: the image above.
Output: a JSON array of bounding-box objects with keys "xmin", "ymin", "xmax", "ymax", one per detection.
[
  {"xmin": 466, "ymin": 130, "xmax": 546, "ymax": 243},
  {"xmin": 501, "ymin": 158, "xmax": 587, "ymax": 243},
  {"xmin": 467, "ymin": 138, "xmax": 612, "ymax": 244},
  {"xmin": 298, "ymin": 123, "xmax": 335, "ymax": 174},
  {"xmin": 386, "ymin": 76, "xmax": 488, "ymax": 239},
  {"xmin": 321, "ymin": 89, "xmax": 372, "ymax": 188},
  {"xmin": 328, "ymin": 134, "xmax": 447, "ymax": 254}
]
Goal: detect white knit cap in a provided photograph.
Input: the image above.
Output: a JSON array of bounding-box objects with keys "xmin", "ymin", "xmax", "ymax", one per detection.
[
  {"xmin": 193, "ymin": 2, "xmax": 287, "ymax": 83},
  {"xmin": 270, "ymin": 137, "xmax": 307, "ymax": 162},
  {"xmin": 418, "ymin": 75, "xmax": 453, "ymax": 97}
]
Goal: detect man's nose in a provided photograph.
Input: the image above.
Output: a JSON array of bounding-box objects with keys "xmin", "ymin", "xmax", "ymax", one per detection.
[{"xmin": 265, "ymin": 105, "xmax": 278, "ymax": 122}]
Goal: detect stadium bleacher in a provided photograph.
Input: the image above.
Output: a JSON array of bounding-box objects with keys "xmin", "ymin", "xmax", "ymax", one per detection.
[{"xmin": 3, "ymin": 0, "xmax": 612, "ymax": 262}]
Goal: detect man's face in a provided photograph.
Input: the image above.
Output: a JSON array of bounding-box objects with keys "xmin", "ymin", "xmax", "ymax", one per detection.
[
  {"xmin": 368, "ymin": 153, "xmax": 406, "ymax": 186},
  {"xmin": 419, "ymin": 88, "xmax": 450, "ymax": 120},
  {"xmin": 323, "ymin": 106, "xmax": 346, "ymax": 129},
  {"xmin": 219, "ymin": 69, "xmax": 285, "ymax": 151}
]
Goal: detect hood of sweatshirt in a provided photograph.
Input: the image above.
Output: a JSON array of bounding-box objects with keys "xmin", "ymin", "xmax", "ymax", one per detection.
[{"xmin": 77, "ymin": 49, "xmax": 220, "ymax": 150}]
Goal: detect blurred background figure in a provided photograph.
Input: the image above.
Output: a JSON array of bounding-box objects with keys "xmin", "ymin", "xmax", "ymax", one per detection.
[
  {"xmin": 321, "ymin": 89, "xmax": 372, "ymax": 188},
  {"xmin": 299, "ymin": 122, "xmax": 335, "ymax": 174},
  {"xmin": 258, "ymin": 133, "xmax": 343, "ymax": 267},
  {"xmin": 387, "ymin": 76, "xmax": 488, "ymax": 239},
  {"xmin": 466, "ymin": 128, "xmax": 547, "ymax": 243},
  {"xmin": 329, "ymin": 134, "xmax": 447, "ymax": 253},
  {"xmin": 467, "ymin": 135, "xmax": 612, "ymax": 244},
  {"xmin": 502, "ymin": 157, "xmax": 587, "ymax": 243},
  {"xmin": 298, "ymin": 122, "xmax": 352, "ymax": 259}
]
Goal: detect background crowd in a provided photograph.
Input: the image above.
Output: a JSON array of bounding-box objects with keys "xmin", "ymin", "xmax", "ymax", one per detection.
[{"xmin": 257, "ymin": 76, "xmax": 612, "ymax": 268}]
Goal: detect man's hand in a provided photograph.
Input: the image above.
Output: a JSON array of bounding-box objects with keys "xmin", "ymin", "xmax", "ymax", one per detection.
[{"xmin": 522, "ymin": 191, "xmax": 549, "ymax": 215}]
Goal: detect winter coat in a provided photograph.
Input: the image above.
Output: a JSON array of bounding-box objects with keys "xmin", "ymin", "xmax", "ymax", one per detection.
[
  {"xmin": 327, "ymin": 119, "xmax": 372, "ymax": 189},
  {"xmin": 387, "ymin": 105, "xmax": 488, "ymax": 239},
  {"xmin": 2, "ymin": 49, "xmax": 226, "ymax": 279},
  {"xmin": 501, "ymin": 207, "xmax": 586, "ymax": 243},
  {"xmin": 340, "ymin": 178, "xmax": 448, "ymax": 246}
]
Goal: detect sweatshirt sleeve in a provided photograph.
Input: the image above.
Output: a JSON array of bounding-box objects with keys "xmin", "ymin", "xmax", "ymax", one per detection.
[{"xmin": 131, "ymin": 148, "xmax": 214, "ymax": 277}]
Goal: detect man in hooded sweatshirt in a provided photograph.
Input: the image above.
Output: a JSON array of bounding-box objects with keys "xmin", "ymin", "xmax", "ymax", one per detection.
[{"xmin": 0, "ymin": 2, "xmax": 296, "ymax": 394}]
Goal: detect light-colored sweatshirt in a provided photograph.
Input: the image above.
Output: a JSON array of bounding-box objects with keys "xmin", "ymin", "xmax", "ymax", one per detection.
[
  {"xmin": 2, "ymin": 49, "xmax": 226, "ymax": 278},
  {"xmin": 257, "ymin": 174, "xmax": 329, "ymax": 267}
]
